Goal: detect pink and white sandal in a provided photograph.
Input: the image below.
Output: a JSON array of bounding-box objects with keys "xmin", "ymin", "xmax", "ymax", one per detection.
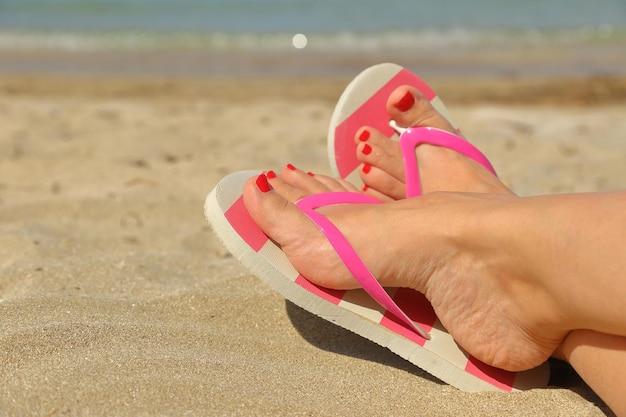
[
  {"xmin": 204, "ymin": 171, "xmax": 550, "ymax": 392},
  {"xmin": 328, "ymin": 62, "xmax": 469, "ymax": 192}
]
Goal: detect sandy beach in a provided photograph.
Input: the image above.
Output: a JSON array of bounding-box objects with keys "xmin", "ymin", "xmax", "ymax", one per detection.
[{"xmin": 1, "ymin": 68, "xmax": 625, "ymax": 416}]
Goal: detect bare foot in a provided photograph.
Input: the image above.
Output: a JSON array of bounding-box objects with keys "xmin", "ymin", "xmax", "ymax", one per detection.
[
  {"xmin": 243, "ymin": 166, "xmax": 567, "ymax": 372},
  {"xmin": 354, "ymin": 86, "xmax": 512, "ymax": 200}
]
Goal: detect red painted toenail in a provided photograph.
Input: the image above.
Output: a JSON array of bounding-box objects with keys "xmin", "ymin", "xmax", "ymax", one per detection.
[
  {"xmin": 362, "ymin": 184, "xmax": 369, "ymax": 192},
  {"xmin": 307, "ymin": 171, "xmax": 315, "ymax": 177},
  {"xmin": 266, "ymin": 170, "xmax": 277, "ymax": 179},
  {"xmin": 394, "ymin": 91, "xmax": 415, "ymax": 112},
  {"xmin": 362, "ymin": 144, "xmax": 372, "ymax": 155},
  {"xmin": 256, "ymin": 174, "xmax": 271, "ymax": 193},
  {"xmin": 362, "ymin": 164, "xmax": 372, "ymax": 174},
  {"xmin": 358, "ymin": 130, "xmax": 370, "ymax": 141},
  {"xmin": 286, "ymin": 163, "xmax": 296, "ymax": 170}
]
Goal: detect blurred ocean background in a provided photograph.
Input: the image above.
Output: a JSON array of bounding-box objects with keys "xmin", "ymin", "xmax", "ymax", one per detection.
[{"xmin": 0, "ymin": 0, "xmax": 625, "ymax": 76}]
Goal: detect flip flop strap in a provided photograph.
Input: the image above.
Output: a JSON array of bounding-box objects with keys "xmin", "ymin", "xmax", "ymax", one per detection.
[
  {"xmin": 400, "ymin": 127, "xmax": 497, "ymax": 197},
  {"xmin": 295, "ymin": 192, "xmax": 430, "ymax": 340}
]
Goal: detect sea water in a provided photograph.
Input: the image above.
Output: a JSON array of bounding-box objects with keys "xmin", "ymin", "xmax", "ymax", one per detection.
[{"xmin": 0, "ymin": 0, "xmax": 624, "ymax": 75}]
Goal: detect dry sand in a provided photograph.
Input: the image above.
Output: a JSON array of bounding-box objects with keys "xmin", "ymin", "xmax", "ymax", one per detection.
[{"xmin": 1, "ymin": 72, "xmax": 625, "ymax": 416}]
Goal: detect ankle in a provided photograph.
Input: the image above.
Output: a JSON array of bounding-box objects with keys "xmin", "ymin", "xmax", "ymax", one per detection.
[{"xmin": 470, "ymin": 194, "xmax": 573, "ymax": 332}]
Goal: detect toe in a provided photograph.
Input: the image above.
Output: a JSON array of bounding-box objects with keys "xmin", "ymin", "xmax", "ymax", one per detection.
[
  {"xmin": 279, "ymin": 164, "xmax": 329, "ymax": 195},
  {"xmin": 387, "ymin": 86, "xmax": 457, "ymax": 133},
  {"xmin": 355, "ymin": 127, "xmax": 405, "ymax": 181},
  {"xmin": 360, "ymin": 165, "xmax": 405, "ymax": 200},
  {"xmin": 243, "ymin": 173, "xmax": 315, "ymax": 246},
  {"xmin": 277, "ymin": 163, "xmax": 358, "ymax": 195},
  {"xmin": 311, "ymin": 173, "xmax": 361, "ymax": 193}
]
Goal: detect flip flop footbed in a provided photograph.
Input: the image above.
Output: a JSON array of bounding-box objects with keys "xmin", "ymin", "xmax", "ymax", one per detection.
[
  {"xmin": 328, "ymin": 63, "xmax": 458, "ymax": 187},
  {"xmin": 205, "ymin": 171, "xmax": 550, "ymax": 392}
]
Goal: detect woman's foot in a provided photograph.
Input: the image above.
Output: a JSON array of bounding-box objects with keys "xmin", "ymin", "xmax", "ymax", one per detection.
[
  {"xmin": 354, "ymin": 86, "xmax": 512, "ymax": 200},
  {"xmin": 243, "ymin": 167, "xmax": 567, "ymax": 372},
  {"xmin": 239, "ymin": 84, "xmax": 570, "ymax": 373}
]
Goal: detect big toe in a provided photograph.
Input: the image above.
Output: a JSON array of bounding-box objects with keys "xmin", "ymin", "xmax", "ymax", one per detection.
[
  {"xmin": 387, "ymin": 86, "xmax": 457, "ymax": 133},
  {"xmin": 242, "ymin": 173, "xmax": 323, "ymax": 251}
]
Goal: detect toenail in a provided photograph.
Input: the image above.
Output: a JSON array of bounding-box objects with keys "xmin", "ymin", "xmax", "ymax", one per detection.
[
  {"xmin": 307, "ymin": 171, "xmax": 315, "ymax": 177},
  {"xmin": 362, "ymin": 163, "xmax": 371, "ymax": 174},
  {"xmin": 362, "ymin": 184, "xmax": 369, "ymax": 192},
  {"xmin": 256, "ymin": 173, "xmax": 271, "ymax": 193},
  {"xmin": 266, "ymin": 170, "xmax": 277, "ymax": 179},
  {"xmin": 394, "ymin": 91, "xmax": 415, "ymax": 112},
  {"xmin": 286, "ymin": 163, "xmax": 296, "ymax": 170},
  {"xmin": 362, "ymin": 144, "xmax": 372, "ymax": 155},
  {"xmin": 358, "ymin": 130, "xmax": 370, "ymax": 141}
]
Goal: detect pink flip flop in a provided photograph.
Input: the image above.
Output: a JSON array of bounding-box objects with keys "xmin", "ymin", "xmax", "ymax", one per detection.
[
  {"xmin": 328, "ymin": 63, "xmax": 464, "ymax": 190},
  {"xmin": 204, "ymin": 171, "xmax": 550, "ymax": 392}
]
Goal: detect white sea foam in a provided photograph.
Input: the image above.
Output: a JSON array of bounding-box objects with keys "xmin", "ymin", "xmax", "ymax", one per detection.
[{"xmin": 0, "ymin": 26, "xmax": 623, "ymax": 53}]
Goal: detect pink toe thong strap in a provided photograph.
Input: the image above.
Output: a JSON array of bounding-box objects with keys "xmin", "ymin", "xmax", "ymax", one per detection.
[
  {"xmin": 295, "ymin": 192, "xmax": 430, "ymax": 340},
  {"xmin": 400, "ymin": 127, "xmax": 497, "ymax": 197}
]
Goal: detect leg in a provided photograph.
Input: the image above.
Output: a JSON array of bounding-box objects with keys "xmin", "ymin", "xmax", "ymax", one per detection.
[
  {"xmin": 351, "ymin": 84, "xmax": 626, "ymax": 415},
  {"xmin": 242, "ymin": 82, "xmax": 626, "ymax": 411},
  {"xmin": 555, "ymin": 331, "xmax": 626, "ymax": 416}
]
